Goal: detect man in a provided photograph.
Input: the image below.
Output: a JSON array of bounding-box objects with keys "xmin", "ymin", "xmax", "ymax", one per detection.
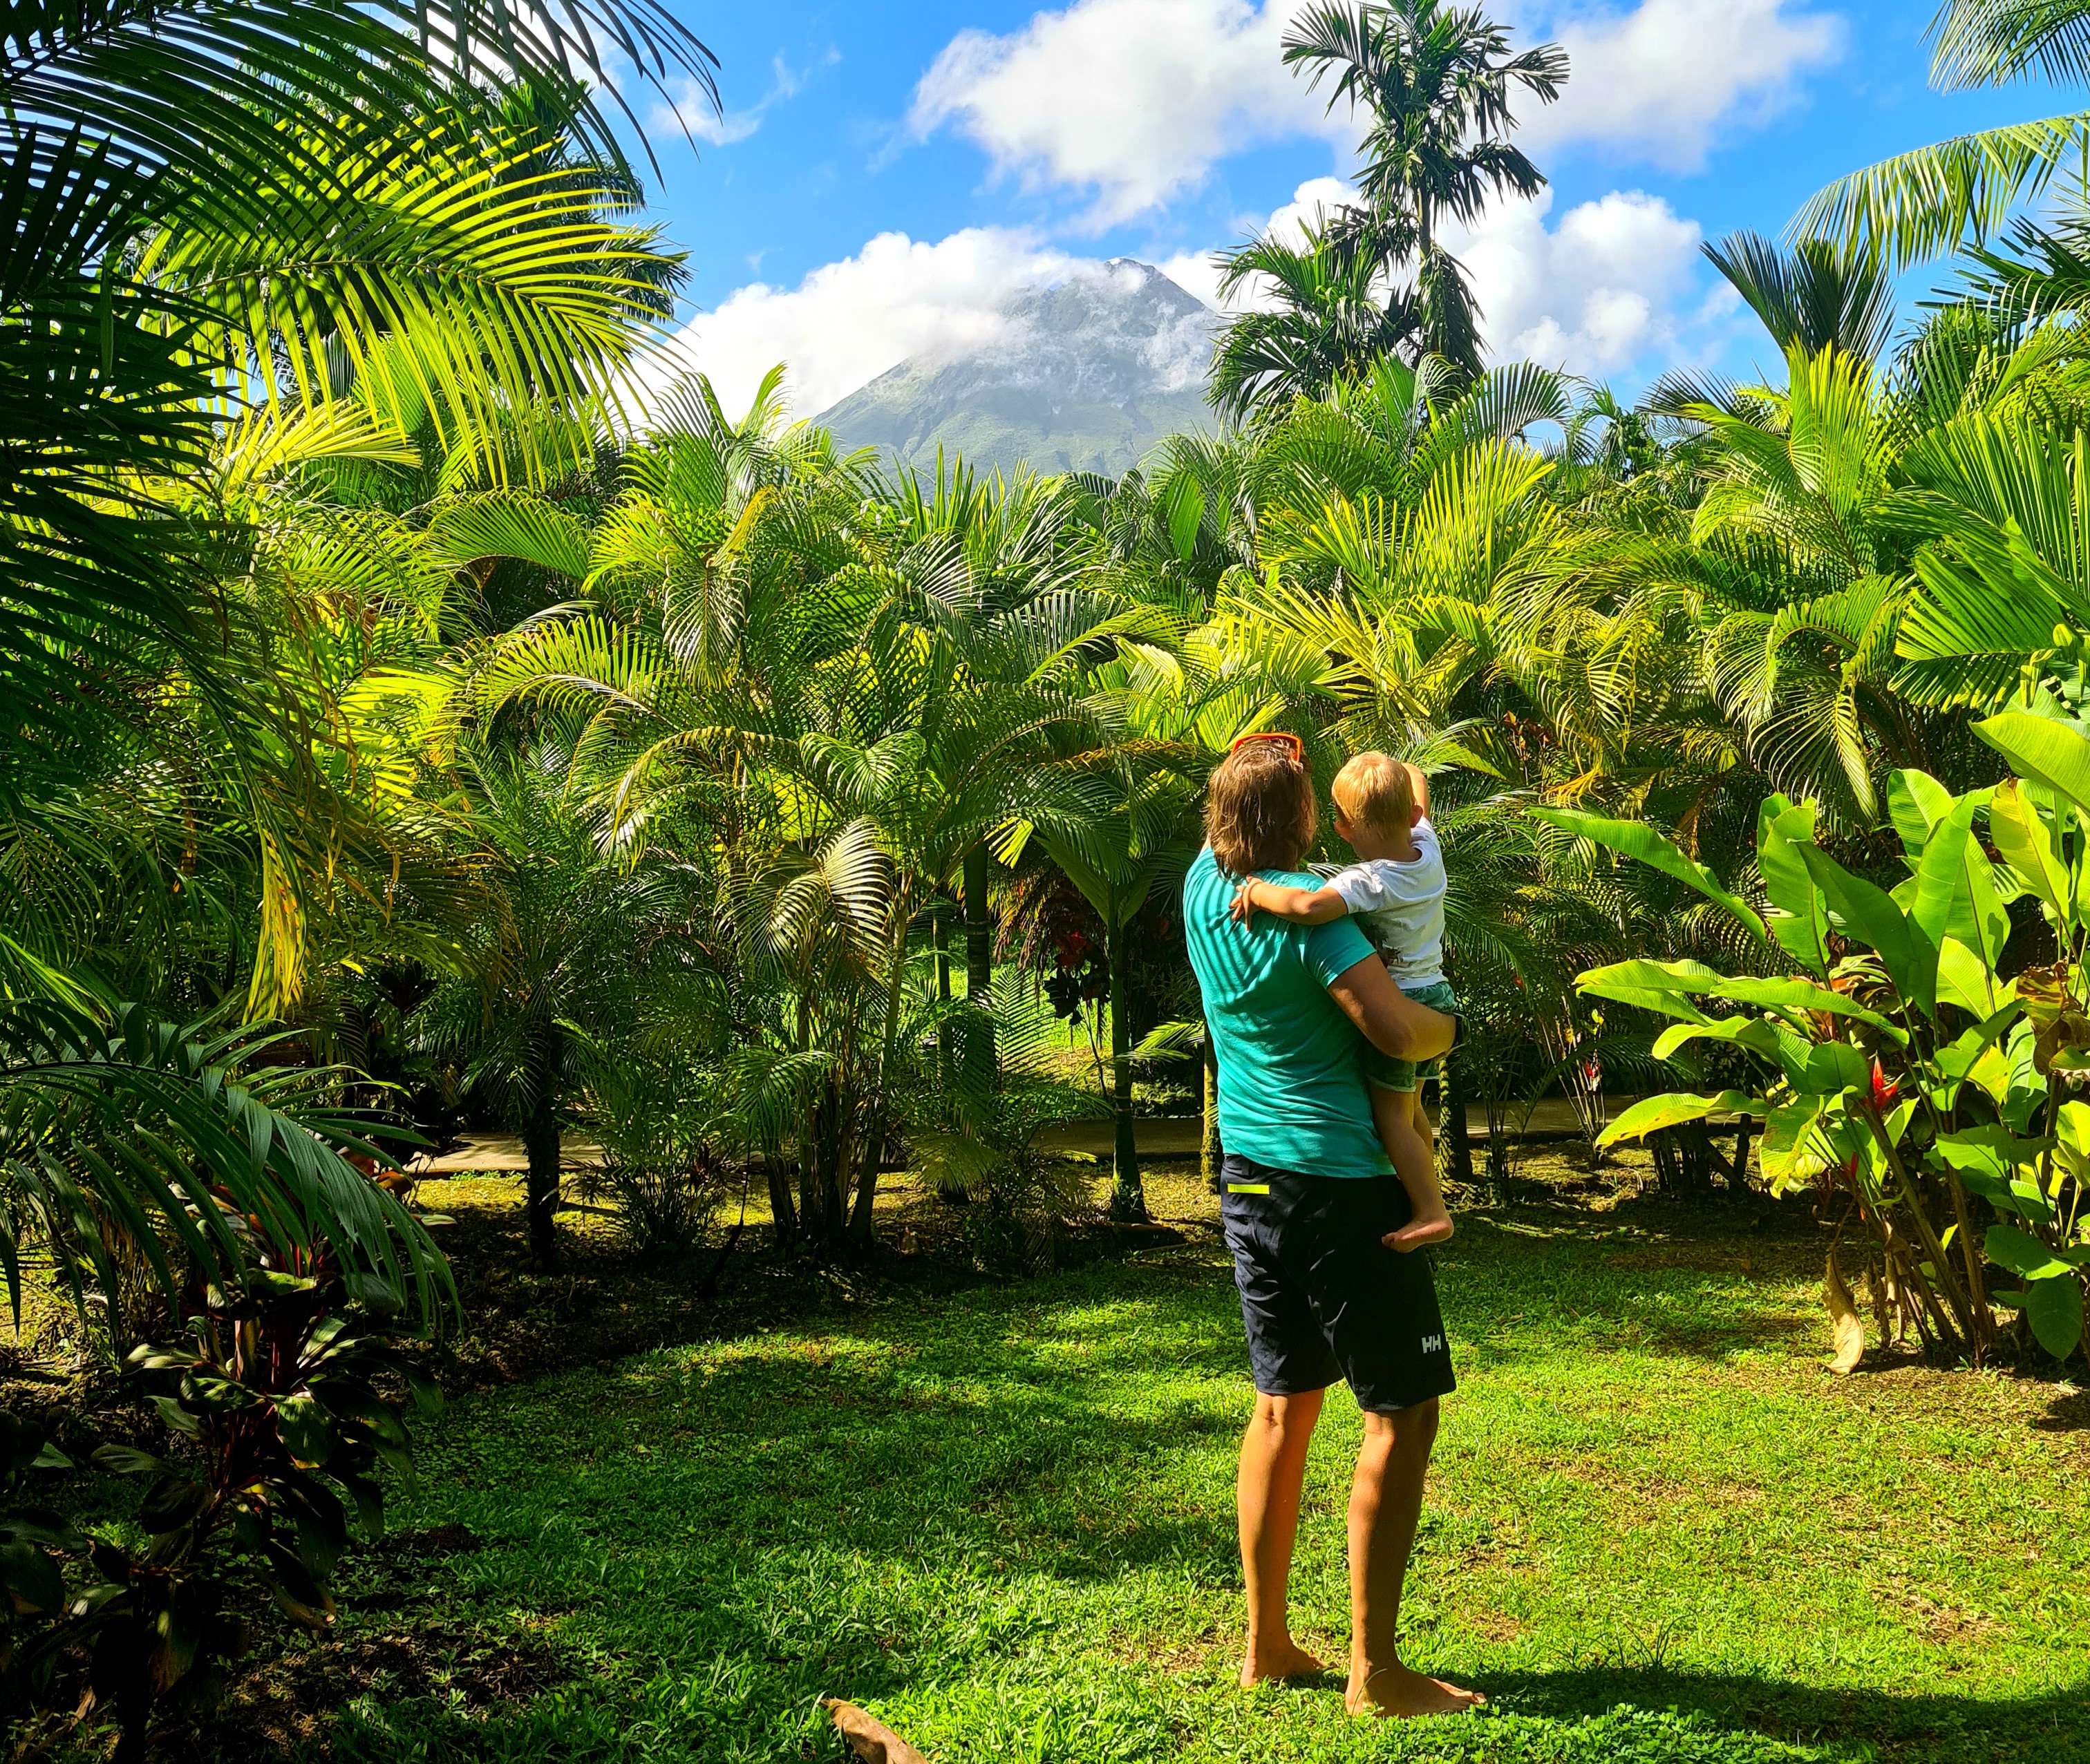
[{"xmin": 1183, "ymin": 733, "xmax": 1480, "ymax": 1717}]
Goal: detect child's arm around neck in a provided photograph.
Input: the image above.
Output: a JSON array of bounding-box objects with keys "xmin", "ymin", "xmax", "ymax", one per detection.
[{"xmin": 1230, "ymin": 874, "xmax": 1350, "ymax": 927}]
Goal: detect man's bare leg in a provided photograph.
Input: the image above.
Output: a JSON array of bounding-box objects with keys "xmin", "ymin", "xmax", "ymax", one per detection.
[
  {"xmin": 1237, "ymin": 1387, "xmax": 1327, "ymax": 1685},
  {"xmin": 1370, "ymin": 1087, "xmax": 1451, "ymax": 1252},
  {"xmin": 1346, "ymin": 1398, "xmax": 1483, "ymax": 1717}
]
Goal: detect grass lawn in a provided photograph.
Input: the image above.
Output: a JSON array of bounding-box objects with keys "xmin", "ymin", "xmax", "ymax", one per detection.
[{"xmin": 284, "ymin": 1168, "xmax": 2084, "ymax": 1764}]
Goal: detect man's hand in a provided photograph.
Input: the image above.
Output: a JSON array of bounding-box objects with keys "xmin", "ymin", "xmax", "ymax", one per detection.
[
  {"xmin": 1327, "ymin": 956, "xmax": 1455, "ymax": 1061},
  {"xmin": 1230, "ymin": 881, "xmax": 1263, "ymax": 926}
]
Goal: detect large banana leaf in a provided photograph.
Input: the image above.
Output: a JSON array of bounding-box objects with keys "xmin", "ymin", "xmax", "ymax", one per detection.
[
  {"xmin": 1597, "ymin": 1090, "xmax": 1762, "ymax": 1148},
  {"xmin": 1977, "ymin": 710, "xmax": 2090, "ymax": 816},
  {"xmin": 1801, "ymin": 845, "xmax": 1940, "ymax": 1015},
  {"xmin": 1989, "ymin": 776, "xmax": 2071, "ymax": 918},
  {"xmin": 1531, "ymin": 807, "xmax": 1769, "ymax": 947},
  {"xmin": 1757, "ymin": 798, "xmax": 1832, "ymax": 972}
]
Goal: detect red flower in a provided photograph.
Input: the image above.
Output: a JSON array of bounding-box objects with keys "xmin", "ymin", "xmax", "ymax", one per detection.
[{"xmin": 1868, "ymin": 1060, "xmax": 1899, "ymax": 1112}]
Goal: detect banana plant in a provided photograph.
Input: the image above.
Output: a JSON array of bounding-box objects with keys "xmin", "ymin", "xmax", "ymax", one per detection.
[{"xmin": 1534, "ymin": 704, "xmax": 2090, "ymax": 1371}]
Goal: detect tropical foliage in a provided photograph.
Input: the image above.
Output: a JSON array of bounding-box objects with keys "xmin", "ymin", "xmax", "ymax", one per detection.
[{"xmin": 19, "ymin": 0, "xmax": 2090, "ymax": 1743}]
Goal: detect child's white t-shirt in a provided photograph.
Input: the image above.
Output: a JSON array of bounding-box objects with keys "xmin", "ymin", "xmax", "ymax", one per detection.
[{"xmin": 1327, "ymin": 818, "xmax": 1446, "ymax": 989}]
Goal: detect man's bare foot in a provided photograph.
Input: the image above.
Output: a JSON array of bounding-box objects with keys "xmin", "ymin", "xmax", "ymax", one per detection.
[
  {"xmin": 1346, "ymin": 1662, "xmax": 1485, "ymax": 1717},
  {"xmin": 1239, "ymin": 1639, "xmax": 1325, "ymax": 1687},
  {"xmin": 1383, "ymin": 1213, "xmax": 1453, "ymax": 1253}
]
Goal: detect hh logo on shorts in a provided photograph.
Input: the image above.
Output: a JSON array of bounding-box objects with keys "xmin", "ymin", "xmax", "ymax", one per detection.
[{"xmin": 1420, "ymin": 1334, "xmax": 1444, "ymax": 1354}]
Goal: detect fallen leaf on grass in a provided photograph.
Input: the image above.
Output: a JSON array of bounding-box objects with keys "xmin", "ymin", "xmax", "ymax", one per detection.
[
  {"xmin": 1825, "ymin": 1251, "xmax": 1865, "ymax": 1376},
  {"xmin": 823, "ymin": 1696, "xmax": 930, "ymax": 1764}
]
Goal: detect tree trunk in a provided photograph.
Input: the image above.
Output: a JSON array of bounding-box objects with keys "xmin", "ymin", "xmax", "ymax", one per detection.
[
  {"xmin": 850, "ymin": 918, "xmax": 912, "ymax": 1243},
  {"xmin": 823, "ymin": 1080, "xmax": 849, "ymax": 1239},
  {"xmin": 933, "ymin": 907, "xmax": 952, "ymax": 1101},
  {"xmin": 963, "ymin": 845, "xmax": 995, "ymax": 1088},
  {"xmin": 1201, "ymin": 1030, "xmax": 1221, "ymax": 1194},
  {"xmin": 521, "ymin": 1095, "xmax": 561, "ymax": 1269},
  {"xmin": 1106, "ymin": 922, "xmax": 1146, "ymax": 1222},
  {"xmin": 1444, "ymin": 1050, "xmax": 1476, "ymax": 1188},
  {"xmin": 1727, "ymin": 1115, "xmax": 1755, "ymax": 1195},
  {"xmin": 847, "ymin": 1115, "xmax": 881, "ymax": 1242},
  {"xmin": 766, "ymin": 1155, "xmax": 797, "ymax": 1252},
  {"xmin": 797, "ymin": 990, "xmax": 817, "ymax": 1243}
]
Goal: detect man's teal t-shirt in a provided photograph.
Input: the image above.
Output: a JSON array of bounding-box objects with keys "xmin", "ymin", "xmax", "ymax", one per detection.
[{"xmin": 1181, "ymin": 844, "xmax": 1391, "ymax": 1178}]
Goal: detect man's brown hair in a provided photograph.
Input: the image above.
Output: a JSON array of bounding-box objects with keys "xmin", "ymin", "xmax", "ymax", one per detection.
[
  {"xmin": 1331, "ymin": 751, "xmax": 1414, "ymax": 835},
  {"xmin": 1207, "ymin": 737, "xmax": 1317, "ymax": 878}
]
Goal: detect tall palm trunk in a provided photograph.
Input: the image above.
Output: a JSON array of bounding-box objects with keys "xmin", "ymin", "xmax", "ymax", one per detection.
[
  {"xmin": 963, "ymin": 846, "xmax": 995, "ymax": 1088},
  {"xmin": 1106, "ymin": 920, "xmax": 1145, "ymax": 1222},
  {"xmin": 850, "ymin": 912, "xmax": 913, "ymax": 1242},
  {"xmin": 1444, "ymin": 1049, "xmax": 1476, "ymax": 1189},
  {"xmin": 1201, "ymin": 1030, "xmax": 1221, "ymax": 1193},
  {"xmin": 521, "ymin": 1067, "xmax": 562, "ymax": 1269},
  {"xmin": 933, "ymin": 908, "xmax": 952, "ymax": 1099}
]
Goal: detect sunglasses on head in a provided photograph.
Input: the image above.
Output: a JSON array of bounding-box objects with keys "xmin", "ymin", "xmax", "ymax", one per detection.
[{"xmin": 1229, "ymin": 730, "xmax": 1305, "ymax": 761}]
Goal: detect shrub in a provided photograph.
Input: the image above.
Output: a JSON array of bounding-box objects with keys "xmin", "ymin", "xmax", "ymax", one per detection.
[
  {"xmin": 0, "ymin": 1246, "xmax": 436, "ymax": 1758},
  {"xmin": 582, "ymin": 1056, "xmax": 732, "ymax": 1260},
  {"xmin": 914, "ymin": 1085, "xmax": 1102, "ymax": 1273},
  {"xmin": 1537, "ymin": 708, "xmax": 2090, "ymax": 1371}
]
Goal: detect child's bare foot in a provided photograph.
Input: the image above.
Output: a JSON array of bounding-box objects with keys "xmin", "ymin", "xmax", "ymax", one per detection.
[
  {"xmin": 1240, "ymin": 1639, "xmax": 1324, "ymax": 1687},
  {"xmin": 1383, "ymin": 1211, "xmax": 1453, "ymax": 1253},
  {"xmin": 1346, "ymin": 1662, "xmax": 1485, "ymax": 1717}
]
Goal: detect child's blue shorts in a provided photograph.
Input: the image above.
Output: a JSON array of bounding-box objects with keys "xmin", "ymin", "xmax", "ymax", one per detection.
[{"xmin": 1365, "ymin": 979, "xmax": 1460, "ymax": 1092}]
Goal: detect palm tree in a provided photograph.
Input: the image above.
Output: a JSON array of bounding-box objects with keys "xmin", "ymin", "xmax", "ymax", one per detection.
[
  {"xmin": 462, "ymin": 399, "xmax": 1145, "ymax": 1250},
  {"xmin": 3, "ymin": 0, "xmax": 717, "ymax": 733},
  {"xmin": 1278, "ymin": 0, "xmax": 1568, "ymax": 378},
  {"xmin": 0, "ymin": 997, "xmax": 453, "ymax": 1330},
  {"xmin": 1797, "ymin": 1, "xmax": 2090, "ymax": 271},
  {"xmin": 1208, "ymin": 230, "xmax": 1424, "ymax": 422},
  {"xmin": 1702, "ymin": 233, "xmax": 1899, "ymax": 361},
  {"xmin": 0, "ymin": 0, "xmax": 716, "ymax": 1338},
  {"xmin": 420, "ymin": 745, "xmax": 712, "ymax": 1267}
]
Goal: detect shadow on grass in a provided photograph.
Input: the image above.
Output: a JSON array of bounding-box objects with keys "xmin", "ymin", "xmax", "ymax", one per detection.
[
  {"xmin": 1480, "ymin": 1663, "xmax": 2090, "ymax": 1761},
  {"xmin": 2033, "ymin": 1385, "xmax": 2090, "ymax": 1432}
]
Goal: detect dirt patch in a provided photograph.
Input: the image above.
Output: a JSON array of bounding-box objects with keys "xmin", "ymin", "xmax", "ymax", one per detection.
[
  {"xmin": 2033, "ymin": 1385, "xmax": 2090, "ymax": 1437},
  {"xmin": 1903, "ymin": 1592, "xmax": 2006, "ymax": 1647},
  {"xmin": 1112, "ymin": 1624, "xmax": 1232, "ymax": 1678},
  {"xmin": 385, "ymin": 1521, "xmax": 486, "ymax": 1557}
]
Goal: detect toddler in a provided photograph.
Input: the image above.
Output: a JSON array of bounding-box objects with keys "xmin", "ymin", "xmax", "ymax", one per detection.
[{"xmin": 1230, "ymin": 752, "xmax": 1456, "ymax": 1251}]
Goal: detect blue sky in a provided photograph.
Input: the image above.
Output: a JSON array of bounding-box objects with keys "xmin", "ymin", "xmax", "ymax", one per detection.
[{"xmin": 624, "ymin": 1, "xmax": 2067, "ymax": 417}]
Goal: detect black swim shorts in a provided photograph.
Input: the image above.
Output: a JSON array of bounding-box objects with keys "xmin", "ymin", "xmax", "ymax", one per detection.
[{"xmin": 1219, "ymin": 1152, "xmax": 1456, "ymax": 1414}]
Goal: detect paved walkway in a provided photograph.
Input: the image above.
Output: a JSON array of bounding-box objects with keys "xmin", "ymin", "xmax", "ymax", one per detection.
[
  {"xmin": 410, "ymin": 1096, "xmax": 1668, "ymax": 1174},
  {"xmin": 411, "ymin": 1135, "xmax": 602, "ymax": 1174}
]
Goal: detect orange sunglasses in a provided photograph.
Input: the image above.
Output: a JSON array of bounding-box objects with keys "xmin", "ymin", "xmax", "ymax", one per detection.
[{"xmin": 1229, "ymin": 730, "xmax": 1305, "ymax": 760}]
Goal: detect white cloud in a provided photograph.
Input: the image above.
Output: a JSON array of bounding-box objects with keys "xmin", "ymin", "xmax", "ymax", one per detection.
[
  {"xmin": 909, "ymin": 0, "xmax": 1842, "ymax": 222},
  {"xmin": 910, "ymin": 1, "xmax": 1329, "ymax": 229},
  {"xmin": 1163, "ymin": 169, "xmax": 1711, "ymax": 374},
  {"xmin": 657, "ymin": 48, "xmax": 838, "ymax": 147},
  {"xmin": 1445, "ymin": 187, "xmax": 1706, "ymax": 377},
  {"xmin": 667, "ymin": 178, "xmax": 1721, "ymax": 422},
  {"xmin": 1157, "ymin": 175, "xmax": 1356, "ymax": 307},
  {"xmin": 1175, "ymin": 176, "xmax": 1712, "ymax": 378},
  {"xmin": 1514, "ymin": 0, "xmax": 1844, "ymax": 170},
  {"xmin": 664, "ymin": 228, "xmax": 1084, "ymax": 418}
]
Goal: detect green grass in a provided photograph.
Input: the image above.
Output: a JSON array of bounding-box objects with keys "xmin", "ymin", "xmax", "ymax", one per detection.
[{"xmin": 319, "ymin": 1211, "xmax": 2089, "ymax": 1764}]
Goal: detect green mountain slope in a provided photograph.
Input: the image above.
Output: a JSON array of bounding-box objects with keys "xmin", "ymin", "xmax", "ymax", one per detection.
[{"xmin": 814, "ymin": 259, "xmax": 1216, "ymax": 480}]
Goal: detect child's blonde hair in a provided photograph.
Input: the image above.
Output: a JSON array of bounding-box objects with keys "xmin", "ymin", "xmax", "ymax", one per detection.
[{"xmin": 1331, "ymin": 751, "xmax": 1414, "ymax": 834}]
